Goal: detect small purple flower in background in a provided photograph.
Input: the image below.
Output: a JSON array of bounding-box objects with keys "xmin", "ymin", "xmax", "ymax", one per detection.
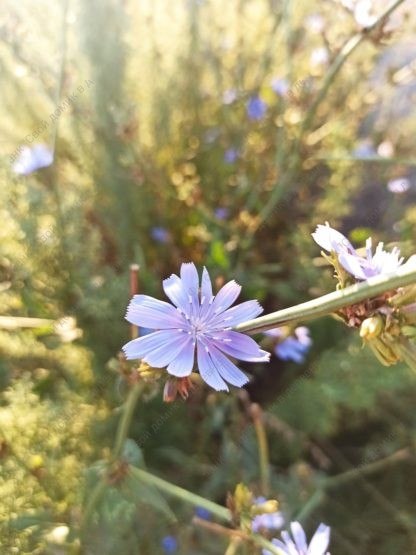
[
  {"xmin": 252, "ymin": 497, "xmax": 285, "ymax": 533},
  {"xmin": 151, "ymin": 227, "xmax": 170, "ymax": 243},
  {"xmin": 246, "ymin": 95, "xmax": 267, "ymax": 121},
  {"xmin": 161, "ymin": 535, "xmax": 177, "ymax": 553},
  {"xmin": 12, "ymin": 144, "xmax": 53, "ymax": 175},
  {"xmin": 195, "ymin": 506, "xmax": 211, "ymax": 520},
  {"xmin": 123, "ymin": 263, "xmax": 270, "ymax": 391},
  {"xmin": 214, "ymin": 207, "xmax": 229, "ymax": 220},
  {"xmin": 312, "ymin": 223, "xmax": 416, "ymax": 280},
  {"xmin": 387, "ymin": 177, "xmax": 411, "ymax": 194},
  {"xmin": 305, "ymin": 13, "xmax": 325, "ymax": 33},
  {"xmin": 223, "ymin": 89, "xmax": 238, "ymax": 104},
  {"xmin": 310, "ymin": 47, "xmax": 329, "ymax": 66},
  {"xmin": 224, "ymin": 148, "xmax": 239, "ymax": 164},
  {"xmin": 271, "ymin": 78, "xmax": 289, "ymax": 97},
  {"xmin": 263, "ymin": 522, "xmax": 331, "ymax": 555},
  {"xmin": 265, "ymin": 327, "xmax": 312, "ymax": 364},
  {"xmin": 353, "ymin": 0, "xmax": 377, "ymax": 27},
  {"xmin": 352, "ymin": 139, "xmax": 377, "ymax": 159}
]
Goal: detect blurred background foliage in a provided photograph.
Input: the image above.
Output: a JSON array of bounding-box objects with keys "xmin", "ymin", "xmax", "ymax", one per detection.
[{"xmin": 1, "ymin": 0, "xmax": 416, "ymax": 553}]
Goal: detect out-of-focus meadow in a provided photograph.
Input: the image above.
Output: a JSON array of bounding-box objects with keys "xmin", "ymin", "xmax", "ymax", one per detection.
[{"xmin": 1, "ymin": 0, "xmax": 416, "ymax": 553}]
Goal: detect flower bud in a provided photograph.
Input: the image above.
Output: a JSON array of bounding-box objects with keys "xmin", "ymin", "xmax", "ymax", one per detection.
[
  {"xmin": 163, "ymin": 379, "xmax": 178, "ymax": 403},
  {"xmin": 360, "ymin": 316, "xmax": 383, "ymax": 339},
  {"xmin": 251, "ymin": 499, "xmax": 279, "ymax": 516}
]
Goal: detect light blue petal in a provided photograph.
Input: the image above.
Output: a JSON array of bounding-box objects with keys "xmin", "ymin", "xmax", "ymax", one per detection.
[
  {"xmin": 163, "ymin": 274, "xmax": 189, "ymax": 312},
  {"xmin": 338, "ymin": 252, "xmax": 368, "ymax": 280},
  {"xmin": 280, "ymin": 531, "xmax": 299, "ymax": 555},
  {"xmin": 290, "ymin": 522, "xmax": 308, "ymax": 553},
  {"xmin": 125, "ymin": 295, "xmax": 185, "ymax": 329},
  {"xmin": 205, "ymin": 341, "xmax": 249, "ymax": 387},
  {"xmin": 166, "ymin": 337, "xmax": 195, "ymax": 377},
  {"xmin": 122, "ymin": 330, "xmax": 183, "ymax": 366},
  {"xmin": 201, "ymin": 267, "xmax": 213, "ymax": 301},
  {"xmin": 180, "ymin": 262, "xmax": 200, "ymax": 301},
  {"xmin": 214, "ymin": 331, "xmax": 270, "ymax": 362},
  {"xmin": 210, "ymin": 280, "xmax": 241, "ymax": 315},
  {"xmin": 312, "ymin": 224, "xmax": 355, "ymax": 255},
  {"xmin": 210, "ymin": 300, "xmax": 263, "ymax": 328},
  {"xmin": 196, "ymin": 342, "xmax": 228, "ymax": 391},
  {"xmin": 306, "ymin": 523, "xmax": 330, "ymax": 555}
]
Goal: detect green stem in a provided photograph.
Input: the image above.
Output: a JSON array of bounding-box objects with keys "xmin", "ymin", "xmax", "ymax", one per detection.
[
  {"xmin": 251, "ymin": 405, "xmax": 270, "ymax": 496},
  {"xmin": 235, "ymin": 266, "xmax": 416, "ymax": 334},
  {"xmin": 129, "ymin": 466, "xmax": 231, "ymax": 522},
  {"xmin": 254, "ymin": 0, "xmax": 405, "ymax": 231},
  {"xmin": 301, "ymin": 0, "xmax": 406, "ymax": 134},
  {"xmin": 81, "ymin": 380, "xmax": 144, "ymax": 532},
  {"xmin": 296, "ymin": 448, "xmax": 411, "ymax": 525},
  {"xmin": 81, "ymin": 477, "xmax": 107, "ymax": 532},
  {"xmin": 112, "ymin": 380, "xmax": 144, "ymax": 461}
]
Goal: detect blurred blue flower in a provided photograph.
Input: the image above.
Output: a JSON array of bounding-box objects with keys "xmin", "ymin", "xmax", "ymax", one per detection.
[
  {"xmin": 224, "ymin": 148, "xmax": 238, "ymax": 164},
  {"xmin": 12, "ymin": 144, "xmax": 53, "ymax": 175},
  {"xmin": 310, "ymin": 47, "xmax": 329, "ymax": 66},
  {"xmin": 151, "ymin": 227, "xmax": 169, "ymax": 243},
  {"xmin": 214, "ymin": 207, "xmax": 229, "ymax": 220},
  {"xmin": 123, "ymin": 263, "xmax": 270, "ymax": 391},
  {"xmin": 246, "ymin": 95, "xmax": 267, "ymax": 120},
  {"xmin": 312, "ymin": 223, "xmax": 416, "ymax": 280},
  {"xmin": 387, "ymin": 177, "xmax": 411, "ymax": 194},
  {"xmin": 305, "ymin": 13, "xmax": 325, "ymax": 33},
  {"xmin": 265, "ymin": 327, "xmax": 312, "ymax": 364},
  {"xmin": 161, "ymin": 535, "xmax": 177, "ymax": 553},
  {"xmin": 252, "ymin": 497, "xmax": 285, "ymax": 533},
  {"xmin": 263, "ymin": 522, "xmax": 331, "ymax": 555},
  {"xmin": 223, "ymin": 89, "xmax": 237, "ymax": 104},
  {"xmin": 352, "ymin": 140, "xmax": 377, "ymax": 159},
  {"xmin": 271, "ymin": 78, "xmax": 289, "ymax": 97},
  {"xmin": 195, "ymin": 506, "xmax": 212, "ymax": 520}
]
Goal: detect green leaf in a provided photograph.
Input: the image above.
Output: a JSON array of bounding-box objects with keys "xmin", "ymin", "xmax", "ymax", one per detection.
[
  {"xmin": 122, "ymin": 438, "xmax": 145, "ymax": 468},
  {"xmin": 9, "ymin": 511, "xmax": 54, "ymax": 531}
]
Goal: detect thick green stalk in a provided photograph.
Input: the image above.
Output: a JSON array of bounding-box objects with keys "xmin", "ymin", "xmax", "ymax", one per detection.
[
  {"xmin": 129, "ymin": 466, "xmax": 231, "ymax": 521},
  {"xmin": 235, "ymin": 266, "xmax": 416, "ymax": 334}
]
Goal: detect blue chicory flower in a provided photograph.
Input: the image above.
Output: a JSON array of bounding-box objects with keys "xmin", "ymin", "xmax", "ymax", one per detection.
[
  {"xmin": 352, "ymin": 139, "xmax": 377, "ymax": 159},
  {"xmin": 224, "ymin": 148, "xmax": 238, "ymax": 164},
  {"xmin": 310, "ymin": 47, "xmax": 329, "ymax": 66},
  {"xmin": 122, "ymin": 263, "xmax": 270, "ymax": 391},
  {"xmin": 161, "ymin": 535, "xmax": 177, "ymax": 553},
  {"xmin": 387, "ymin": 177, "xmax": 411, "ymax": 194},
  {"xmin": 195, "ymin": 506, "xmax": 211, "ymax": 520},
  {"xmin": 214, "ymin": 207, "xmax": 229, "ymax": 220},
  {"xmin": 263, "ymin": 522, "xmax": 331, "ymax": 555},
  {"xmin": 151, "ymin": 227, "xmax": 170, "ymax": 243},
  {"xmin": 12, "ymin": 144, "xmax": 53, "ymax": 175},
  {"xmin": 246, "ymin": 95, "xmax": 267, "ymax": 121},
  {"xmin": 271, "ymin": 78, "xmax": 290, "ymax": 96},
  {"xmin": 252, "ymin": 497, "xmax": 285, "ymax": 533},
  {"xmin": 265, "ymin": 327, "xmax": 312, "ymax": 364},
  {"xmin": 312, "ymin": 223, "xmax": 416, "ymax": 280}
]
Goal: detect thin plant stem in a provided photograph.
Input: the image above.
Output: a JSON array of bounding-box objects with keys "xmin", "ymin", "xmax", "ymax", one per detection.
[
  {"xmin": 301, "ymin": 0, "xmax": 406, "ymax": 135},
  {"xmin": 235, "ymin": 266, "xmax": 416, "ymax": 334},
  {"xmin": 193, "ymin": 517, "xmax": 287, "ymax": 555},
  {"xmin": 112, "ymin": 380, "xmax": 145, "ymax": 462},
  {"xmin": 129, "ymin": 466, "xmax": 231, "ymax": 521},
  {"xmin": 251, "ymin": 404, "xmax": 270, "ymax": 496}
]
